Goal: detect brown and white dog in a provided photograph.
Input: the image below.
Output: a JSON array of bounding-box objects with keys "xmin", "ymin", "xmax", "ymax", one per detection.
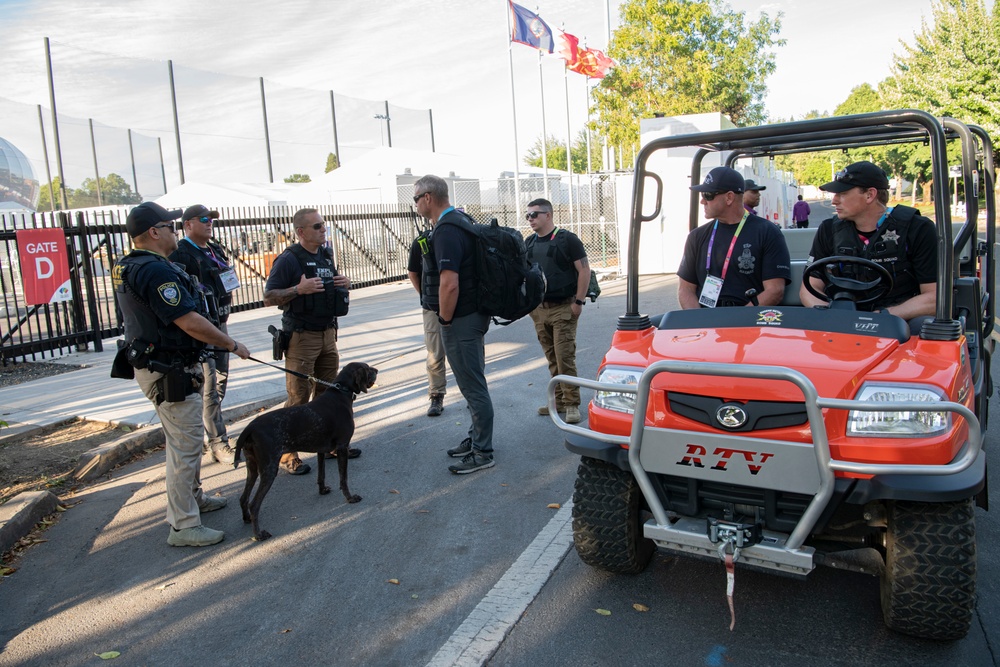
[{"xmin": 234, "ymin": 362, "xmax": 378, "ymax": 541}]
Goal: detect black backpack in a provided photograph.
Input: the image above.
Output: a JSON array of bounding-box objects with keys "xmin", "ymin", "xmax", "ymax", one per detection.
[{"xmin": 441, "ymin": 212, "xmax": 546, "ymax": 325}]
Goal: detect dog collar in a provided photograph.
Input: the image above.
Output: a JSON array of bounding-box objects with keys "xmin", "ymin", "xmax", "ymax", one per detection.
[{"xmin": 331, "ymin": 382, "xmax": 357, "ymax": 400}]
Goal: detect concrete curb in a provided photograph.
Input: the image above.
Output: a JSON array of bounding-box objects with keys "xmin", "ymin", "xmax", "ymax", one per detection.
[
  {"xmin": 0, "ymin": 490, "xmax": 59, "ymax": 555},
  {"xmin": 1, "ymin": 393, "xmax": 285, "ymax": 558}
]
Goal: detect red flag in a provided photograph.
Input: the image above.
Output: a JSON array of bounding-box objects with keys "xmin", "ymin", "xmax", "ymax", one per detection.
[
  {"xmin": 568, "ymin": 48, "xmax": 615, "ymax": 78},
  {"xmin": 553, "ymin": 29, "xmax": 580, "ymax": 66}
]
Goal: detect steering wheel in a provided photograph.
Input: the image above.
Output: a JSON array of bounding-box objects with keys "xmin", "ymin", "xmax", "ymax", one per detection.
[{"xmin": 803, "ymin": 256, "xmax": 893, "ymax": 307}]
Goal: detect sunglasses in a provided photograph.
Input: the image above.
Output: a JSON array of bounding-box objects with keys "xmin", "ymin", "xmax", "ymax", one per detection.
[
  {"xmin": 152, "ymin": 223, "xmax": 176, "ymax": 233},
  {"xmin": 197, "ymin": 216, "xmax": 216, "ymax": 224},
  {"xmin": 525, "ymin": 211, "xmax": 547, "ymax": 220},
  {"xmin": 413, "ymin": 192, "xmax": 428, "ymax": 203}
]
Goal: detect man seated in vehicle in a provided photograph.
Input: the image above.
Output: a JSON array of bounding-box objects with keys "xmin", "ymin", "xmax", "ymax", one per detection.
[
  {"xmin": 677, "ymin": 166, "xmax": 791, "ymax": 309},
  {"xmin": 799, "ymin": 161, "xmax": 937, "ymax": 327}
]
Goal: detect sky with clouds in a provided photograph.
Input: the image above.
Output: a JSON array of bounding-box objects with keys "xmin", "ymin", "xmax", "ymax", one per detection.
[{"xmin": 0, "ymin": 0, "xmax": 956, "ymax": 194}]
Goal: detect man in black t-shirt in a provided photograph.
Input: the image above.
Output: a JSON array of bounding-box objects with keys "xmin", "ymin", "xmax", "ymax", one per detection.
[
  {"xmin": 677, "ymin": 167, "xmax": 791, "ymax": 309},
  {"xmin": 799, "ymin": 161, "xmax": 937, "ymax": 322},
  {"xmin": 524, "ymin": 198, "xmax": 590, "ymax": 424},
  {"xmin": 413, "ymin": 174, "xmax": 495, "ymax": 475},
  {"xmin": 407, "ymin": 231, "xmax": 448, "ymax": 417}
]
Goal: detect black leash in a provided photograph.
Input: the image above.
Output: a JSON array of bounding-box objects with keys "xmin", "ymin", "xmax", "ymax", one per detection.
[{"xmin": 246, "ymin": 355, "xmax": 340, "ymax": 389}]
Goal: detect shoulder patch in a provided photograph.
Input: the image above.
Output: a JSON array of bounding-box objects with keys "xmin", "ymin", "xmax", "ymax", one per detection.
[{"xmin": 157, "ymin": 282, "xmax": 181, "ymax": 306}]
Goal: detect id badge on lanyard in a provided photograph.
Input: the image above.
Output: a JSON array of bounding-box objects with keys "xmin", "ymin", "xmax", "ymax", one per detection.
[
  {"xmin": 699, "ymin": 213, "xmax": 748, "ymax": 308},
  {"xmin": 218, "ymin": 267, "xmax": 241, "ymax": 293}
]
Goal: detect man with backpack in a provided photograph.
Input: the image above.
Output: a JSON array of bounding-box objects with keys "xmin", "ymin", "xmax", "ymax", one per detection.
[
  {"xmin": 524, "ymin": 199, "xmax": 590, "ymax": 425},
  {"xmin": 413, "ymin": 175, "xmax": 495, "ymax": 474}
]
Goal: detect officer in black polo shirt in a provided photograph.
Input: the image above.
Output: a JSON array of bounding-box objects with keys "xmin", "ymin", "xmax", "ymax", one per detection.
[{"xmin": 113, "ymin": 202, "xmax": 249, "ymax": 547}]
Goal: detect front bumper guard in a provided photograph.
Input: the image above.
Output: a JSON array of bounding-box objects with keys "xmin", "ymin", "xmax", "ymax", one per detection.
[{"xmin": 548, "ymin": 361, "xmax": 981, "ymax": 576}]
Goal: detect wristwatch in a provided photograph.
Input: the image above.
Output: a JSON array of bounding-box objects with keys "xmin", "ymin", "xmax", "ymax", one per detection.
[
  {"xmin": 438, "ymin": 316, "xmax": 453, "ymax": 326},
  {"xmin": 574, "ymin": 299, "xmax": 586, "ymax": 306},
  {"xmin": 230, "ymin": 341, "xmax": 239, "ymax": 353}
]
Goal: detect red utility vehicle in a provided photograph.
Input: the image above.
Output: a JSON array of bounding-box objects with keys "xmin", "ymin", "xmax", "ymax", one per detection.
[{"xmin": 550, "ymin": 111, "xmax": 995, "ymax": 640}]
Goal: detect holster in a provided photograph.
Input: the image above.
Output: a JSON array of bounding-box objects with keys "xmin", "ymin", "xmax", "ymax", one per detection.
[
  {"xmin": 148, "ymin": 360, "xmax": 201, "ymax": 405},
  {"xmin": 269, "ymin": 325, "xmax": 291, "ymax": 361}
]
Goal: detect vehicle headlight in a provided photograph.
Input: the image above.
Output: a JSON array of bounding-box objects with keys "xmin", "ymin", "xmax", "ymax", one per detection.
[
  {"xmin": 594, "ymin": 367, "xmax": 642, "ymax": 414},
  {"xmin": 847, "ymin": 383, "xmax": 951, "ymax": 437}
]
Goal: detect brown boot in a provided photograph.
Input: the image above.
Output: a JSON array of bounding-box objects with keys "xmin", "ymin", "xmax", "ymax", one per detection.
[{"xmin": 427, "ymin": 393, "xmax": 444, "ymax": 417}]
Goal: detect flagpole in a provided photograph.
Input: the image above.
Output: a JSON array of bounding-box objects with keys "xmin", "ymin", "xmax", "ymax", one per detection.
[
  {"xmin": 564, "ymin": 63, "xmax": 575, "ymax": 227},
  {"xmin": 538, "ymin": 49, "xmax": 550, "ymax": 201},
  {"xmin": 585, "ymin": 75, "xmax": 593, "ymax": 175},
  {"xmin": 505, "ymin": 0, "xmax": 523, "ymax": 222}
]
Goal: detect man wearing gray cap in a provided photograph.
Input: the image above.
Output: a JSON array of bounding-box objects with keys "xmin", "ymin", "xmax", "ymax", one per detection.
[
  {"xmin": 170, "ymin": 205, "xmax": 239, "ymax": 465},
  {"xmin": 677, "ymin": 167, "xmax": 791, "ymax": 309},
  {"xmin": 112, "ymin": 202, "xmax": 250, "ymax": 547},
  {"xmin": 800, "ymin": 161, "xmax": 937, "ymax": 323}
]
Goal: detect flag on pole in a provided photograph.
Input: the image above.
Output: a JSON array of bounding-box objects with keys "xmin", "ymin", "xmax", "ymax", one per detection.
[
  {"xmin": 510, "ymin": 2, "xmax": 555, "ymax": 52},
  {"xmin": 568, "ymin": 48, "xmax": 615, "ymax": 78},
  {"xmin": 553, "ymin": 29, "xmax": 580, "ymax": 66}
]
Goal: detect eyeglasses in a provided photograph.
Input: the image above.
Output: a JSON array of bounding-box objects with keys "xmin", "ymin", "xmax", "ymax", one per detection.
[
  {"xmin": 413, "ymin": 192, "xmax": 428, "ymax": 203},
  {"xmin": 702, "ymin": 192, "xmax": 720, "ymax": 201},
  {"xmin": 152, "ymin": 223, "xmax": 176, "ymax": 233},
  {"xmin": 525, "ymin": 211, "xmax": 547, "ymax": 220},
  {"xmin": 197, "ymin": 216, "xmax": 216, "ymax": 224},
  {"xmin": 297, "ymin": 222, "xmax": 325, "ymax": 231}
]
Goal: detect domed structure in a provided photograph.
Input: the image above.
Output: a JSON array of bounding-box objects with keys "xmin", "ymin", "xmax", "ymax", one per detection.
[{"xmin": 0, "ymin": 137, "xmax": 40, "ymax": 210}]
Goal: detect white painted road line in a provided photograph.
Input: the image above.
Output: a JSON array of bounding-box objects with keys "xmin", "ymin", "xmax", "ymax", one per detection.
[{"xmin": 426, "ymin": 499, "xmax": 575, "ymax": 667}]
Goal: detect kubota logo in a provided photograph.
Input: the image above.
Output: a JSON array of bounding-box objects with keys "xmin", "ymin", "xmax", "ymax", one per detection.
[{"xmin": 676, "ymin": 444, "xmax": 775, "ymax": 475}]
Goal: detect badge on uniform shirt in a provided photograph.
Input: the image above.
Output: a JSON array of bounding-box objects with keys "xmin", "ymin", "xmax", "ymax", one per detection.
[
  {"xmin": 219, "ymin": 267, "xmax": 241, "ymax": 293},
  {"xmin": 158, "ymin": 282, "xmax": 181, "ymax": 306},
  {"xmin": 882, "ymin": 229, "xmax": 900, "ymax": 243},
  {"xmin": 699, "ymin": 275, "xmax": 723, "ymax": 308}
]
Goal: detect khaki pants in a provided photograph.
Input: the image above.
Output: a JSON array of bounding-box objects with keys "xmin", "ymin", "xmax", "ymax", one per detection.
[
  {"xmin": 135, "ymin": 366, "xmax": 209, "ymax": 530},
  {"xmin": 529, "ymin": 302, "xmax": 580, "ymax": 409},
  {"xmin": 281, "ymin": 328, "xmax": 339, "ymax": 464},
  {"xmin": 422, "ymin": 308, "xmax": 447, "ymax": 396}
]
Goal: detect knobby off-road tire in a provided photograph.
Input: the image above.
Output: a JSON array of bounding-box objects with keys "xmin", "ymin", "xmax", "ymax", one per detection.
[
  {"xmin": 880, "ymin": 498, "xmax": 977, "ymax": 640},
  {"xmin": 572, "ymin": 456, "xmax": 654, "ymax": 574}
]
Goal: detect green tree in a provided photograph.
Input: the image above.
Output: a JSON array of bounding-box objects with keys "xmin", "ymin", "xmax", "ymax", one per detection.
[
  {"xmin": 75, "ymin": 173, "xmax": 142, "ymax": 207},
  {"xmin": 524, "ymin": 130, "xmax": 603, "ymax": 173},
  {"xmin": 284, "ymin": 173, "xmax": 312, "ymax": 183},
  {"xmin": 325, "ymin": 153, "xmax": 340, "ymax": 173},
  {"xmin": 36, "ymin": 177, "xmax": 64, "ymax": 211},
  {"xmin": 592, "ymin": 0, "xmax": 783, "ymax": 160},
  {"xmin": 882, "ymin": 0, "xmax": 1000, "ymax": 138}
]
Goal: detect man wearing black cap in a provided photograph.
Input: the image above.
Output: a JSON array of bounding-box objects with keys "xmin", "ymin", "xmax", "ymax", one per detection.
[
  {"xmin": 799, "ymin": 161, "xmax": 937, "ymax": 322},
  {"xmin": 169, "ymin": 205, "xmax": 239, "ymax": 465},
  {"xmin": 743, "ymin": 178, "xmax": 765, "ymax": 217},
  {"xmin": 112, "ymin": 202, "xmax": 250, "ymax": 547},
  {"xmin": 677, "ymin": 166, "xmax": 791, "ymax": 309}
]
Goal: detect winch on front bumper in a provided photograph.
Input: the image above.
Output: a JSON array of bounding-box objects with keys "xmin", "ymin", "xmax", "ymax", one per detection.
[{"xmin": 549, "ymin": 360, "xmax": 983, "ymax": 577}]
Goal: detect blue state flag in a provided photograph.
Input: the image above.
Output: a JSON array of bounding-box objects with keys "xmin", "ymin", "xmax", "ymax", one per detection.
[{"xmin": 510, "ymin": 2, "xmax": 555, "ymax": 53}]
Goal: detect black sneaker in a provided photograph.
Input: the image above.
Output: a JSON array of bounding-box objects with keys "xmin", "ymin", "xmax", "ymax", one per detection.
[
  {"xmin": 280, "ymin": 458, "xmax": 311, "ymax": 475},
  {"xmin": 427, "ymin": 394, "xmax": 444, "ymax": 417},
  {"xmin": 448, "ymin": 451, "xmax": 495, "ymax": 474},
  {"xmin": 447, "ymin": 437, "xmax": 473, "ymax": 458}
]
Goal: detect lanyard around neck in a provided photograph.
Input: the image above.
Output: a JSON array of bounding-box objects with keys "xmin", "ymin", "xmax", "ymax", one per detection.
[{"xmin": 705, "ymin": 211, "xmax": 749, "ymax": 280}]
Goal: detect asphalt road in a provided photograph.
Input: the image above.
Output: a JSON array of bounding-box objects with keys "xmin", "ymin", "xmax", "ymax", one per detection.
[{"xmin": 1, "ymin": 268, "xmax": 997, "ymax": 666}]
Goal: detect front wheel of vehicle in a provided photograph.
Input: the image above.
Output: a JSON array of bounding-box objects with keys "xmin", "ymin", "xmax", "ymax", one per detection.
[
  {"xmin": 572, "ymin": 456, "xmax": 654, "ymax": 574},
  {"xmin": 880, "ymin": 499, "xmax": 977, "ymax": 640}
]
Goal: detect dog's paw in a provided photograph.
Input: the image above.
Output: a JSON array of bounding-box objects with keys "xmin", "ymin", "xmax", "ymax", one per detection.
[
  {"xmin": 348, "ymin": 494, "xmax": 362, "ymax": 504},
  {"xmin": 252, "ymin": 530, "xmax": 272, "ymax": 542},
  {"xmin": 319, "ymin": 485, "xmax": 332, "ymax": 495}
]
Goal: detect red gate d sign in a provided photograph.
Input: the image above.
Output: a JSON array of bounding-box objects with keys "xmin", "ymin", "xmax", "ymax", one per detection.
[{"xmin": 16, "ymin": 228, "xmax": 72, "ymax": 306}]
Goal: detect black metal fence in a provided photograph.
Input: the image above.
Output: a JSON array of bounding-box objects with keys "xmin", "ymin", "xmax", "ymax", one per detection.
[{"xmin": 0, "ymin": 204, "xmax": 422, "ymax": 363}]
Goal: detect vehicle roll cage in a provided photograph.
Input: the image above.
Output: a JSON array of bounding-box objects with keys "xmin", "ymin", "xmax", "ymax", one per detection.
[{"xmin": 624, "ymin": 109, "xmax": 996, "ymax": 332}]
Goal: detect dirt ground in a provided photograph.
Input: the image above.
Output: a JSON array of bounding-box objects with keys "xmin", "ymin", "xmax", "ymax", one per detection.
[{"xmin": 0, "ymin": 361, "xmax": 135, "ymax": 504}]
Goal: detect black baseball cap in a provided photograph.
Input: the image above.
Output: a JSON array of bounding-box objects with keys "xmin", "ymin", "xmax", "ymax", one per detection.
[
  {"xmin": 743, "ymin": 179, "xmax": 766, "ymax": 192},
  {"xmin": 691, "ymin": 167, "xmax": 745, "ymax": 194},
  {"xmin": 183, "ymin": 204, "xmax": 220, "ymax": 221},
  {"xmin": 126, "ymin": 202, "xmax": 182, "ymax": 238},
  {"xmin": 820, "ymin": 161, "xmax": 890, "ymax": 193}
]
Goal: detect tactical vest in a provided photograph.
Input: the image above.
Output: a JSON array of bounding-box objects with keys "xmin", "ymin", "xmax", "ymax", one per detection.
[
  {"xmin": 414, "ymin": 229, "xmax": 438, "ymax": 311},
  {"xmin": 420, "ymin": 212, "xmax": 479, "ymax": 318},
  {"xmin": 170, "ymin": 238, "xmax": 233, "ymax": 322},
  {"xmin": 280, "ymin": 244, "xmax": 340, "ymax": 332},
  {"xmin": 113, "ymin": 250, "xmax": 206, "ymax": 362},
  {"xmin": 831, "ymin": 205, "xmax": 919, "ymax": 310},
  {"xmin": 526, "ymin": 228, "xmax": 578, "ymax": 300}
]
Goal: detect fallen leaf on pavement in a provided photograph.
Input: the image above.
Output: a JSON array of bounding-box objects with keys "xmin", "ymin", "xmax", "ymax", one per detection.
[
  {"xmin": 155, "ymin": 583, "xmax": 175, "ymax": 591},
  {"xmin": 595, "ymin": 609, "xmax": 612, "ymax": 616},
  {"xmin": 95, "ymin": 651, "xmax": 120, "ymax": 659},
  {"xmin": 416, "ymin": 510, "xmax": 430, "ymax": 514},
  {"xmin": 280, "ymin": 629, "xmax": 291, "ymax": 634},
  {"xmin": 633, "ymin": 603, "xmax": 650, "ymax": 612},
  {"xmin": 0, "ymin": 566, "xmax": 16, "ymax": 576},
  {"xmin": 411, "ymin": 594, "xmax": 419, "ymax": 599},
  {"xmin": 388, "ymin": 579, "xmax": 400, "ymax": 585},
  {"xmin": 54, "ymin": 505, "xmax": 67, "ymax": 512},
  {"xmin": 547, "ymin": 503, "xmax": 561, "ymax": 509},
  {"xmin": 389, "ymin": 489, "xmax": 400, "ymax": 494}
]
